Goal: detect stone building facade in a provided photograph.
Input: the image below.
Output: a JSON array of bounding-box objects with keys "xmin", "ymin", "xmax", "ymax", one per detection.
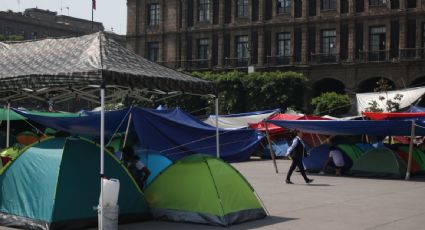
[
  {"xmin": 0, "ymin": 8, "xmax": 104, "ymax": 40},
  {"xmin": 127, "ymin": 0, "xmax": 425, "ymax": 97}
]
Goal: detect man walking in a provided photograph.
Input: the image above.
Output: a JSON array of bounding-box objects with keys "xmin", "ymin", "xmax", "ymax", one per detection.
[{"xmin": 285, "ymin": 130, "xmax": 314, "ymax": 184}]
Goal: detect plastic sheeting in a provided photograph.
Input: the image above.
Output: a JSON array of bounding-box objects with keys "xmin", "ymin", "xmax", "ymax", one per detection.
[
  {"xmin": 363, "ymin": 112, "xmax": 425, "ymax": 120},
  {"xmin": 132, "ymin": 108, "xmax": 262, "ymax": 162},
  {"xmin": 356, "ymin": 86, "xmax": 425, "ymax": 114},
  {"xmin": 267, "ymin": 120, "xmax": 425, "ymax": 136},
  {"xmin": 203, "ymin": 110, "xmax": 278, "ymax": 129}
]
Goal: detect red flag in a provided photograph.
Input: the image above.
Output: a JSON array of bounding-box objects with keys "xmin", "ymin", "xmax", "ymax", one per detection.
[{"xmin": 92, "ymin": 0, "xmax": 96, "ymax": 10}]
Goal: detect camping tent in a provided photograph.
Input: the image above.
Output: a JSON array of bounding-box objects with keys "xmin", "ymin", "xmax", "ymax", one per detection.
[
  {"xmin": 336, "ymin": 144, "xmax": 364, "ymax": 162},
  {"xmin": 145, "ymin": 154, "xmax": 266, "ymax": 226},
  {"xmin": 349, "ymin": 148, "xmax": 407, "ymax": 178},
  {"xmin": 302, "ymin": 145, "xmax": 353, "ymax": 172},
  {"xmin": 395, "ymin": 146, "xmax": 425, "ymax": 172},
  {"xmin": 203, "ymin": 109, "xmax": 278, "ymax": 129},
  {"xmin": 0, "ymin": 137, "xmax": 149, "ymax": 230}
]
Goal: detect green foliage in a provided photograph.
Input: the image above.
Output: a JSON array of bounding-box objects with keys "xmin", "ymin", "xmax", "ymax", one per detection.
[
  {"xmin": 0, "ymin": 34, "xmax": 24, "ymax": 41},
  {"xmin": 365, "ymin": 78, "xmax": 403, "ymax": 112},
  {"xmin": 311, "ymin": 92, "xmax": 351, "ymax": 116},
  {"xmin": 193, "ymin": 71, "xmax": 307, "ymax": 114}
]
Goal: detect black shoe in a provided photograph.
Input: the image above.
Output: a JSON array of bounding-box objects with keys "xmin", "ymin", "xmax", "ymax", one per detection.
[
  {"xmin": 285, "ymin": 179, "xmax": 293, "ymax": 184},
  {"xmin": 305, "ymin": 178, "xmax": 314, "ymax": 184}
]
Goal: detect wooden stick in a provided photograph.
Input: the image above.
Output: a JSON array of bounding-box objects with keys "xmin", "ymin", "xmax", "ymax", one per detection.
[
  {"xmin": 122, "ymin": 113, "xmax": 133, "ymax": 148},
  {"xmin": 405, "ymin": 120, "xmax": 415, "ymax": 180},
  {"xmin": 264, "ymin": 120, "xmax": 278, "ymax": 173}
]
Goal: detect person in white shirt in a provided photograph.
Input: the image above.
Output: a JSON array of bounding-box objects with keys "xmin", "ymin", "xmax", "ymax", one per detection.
[
  {"xmin": 285, "ymin": 130, "xmax": 314, "ymax": 184},
  {"xmin": 321, "ymin": 146, "xmax": 345, "ymax": 176},
  {"xmin": 122, "ymin": 146, "xmax": 151, "ymax": 189}
]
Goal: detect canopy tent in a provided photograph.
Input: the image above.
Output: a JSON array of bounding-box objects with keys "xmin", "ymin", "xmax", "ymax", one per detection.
[
  {"xmin": 407, "ymin": 105, "xmax": 425, "ymax": 112},
  {"xmin": 356, "ymin": 86, "xmax": 425, "ymax": 114},
  {"xmin": 0, "ymin": 137, "xmax": 149, "ymax": 230},
  {"xmin": 266, "ymin": 120, "xmax": 425, "ymax": 136},
  {"xmin": 203, "ymin": 109, "xmax": 278, "ymax": 129},
  {"xmin": 145, "ymin": 154, "xmax": 267, "ymax": 226},
  {"xmin": 250, "ymin": 114, "xmax": 329, "ymax": 134},
  {"xmin": 0, "ymin": 32, "xmax": 214, "ymax": 228},
  {"xmin": 132, "ymin": 107, "xmax": 262, "ymax": 162},
  {"xmin": 14, "ymin": 107, "xmax": 261, "ymax": 162},
  {"xmin": 363, "ymin": 112, "xmax": 425, "ymax": 120}
]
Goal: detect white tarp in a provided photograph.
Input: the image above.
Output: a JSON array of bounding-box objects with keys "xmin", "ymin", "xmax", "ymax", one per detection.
[
  {"xmin": 356, "ymin": 86, "xmax": 425, "ymax": 114},
  {"xmin": 203, "ymin": 110, "xmax": 277, "ymax": 129}
]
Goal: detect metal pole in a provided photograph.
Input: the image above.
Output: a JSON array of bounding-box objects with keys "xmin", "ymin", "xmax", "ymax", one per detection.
[
  {"xmin": 264, "ymin": 121, "xmax": 279, "ymax": 173},
  {"xmin": 6, "ymin": 101, "xmax": 10, "ymax": 148},
  {"xmin": 215, "ymin": 96, "xmax": 220, "ymax": 158},
  {"xmin": 405, "ymin": 120, "xmax": 416, "ymax": 180},
  {"xmin": 122, "ymin": 113, "xmax": 132, "ymax": 148},
  {"xmin": 99, "ymin": 87, "xmax": 105, "ymax": 229}
]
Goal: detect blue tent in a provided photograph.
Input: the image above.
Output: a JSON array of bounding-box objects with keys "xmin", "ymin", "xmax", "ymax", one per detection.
[
  {"xmin": 267, "ymin": 120, "xmax": 425, "ymax": 136},
  {"xmin": 132, "ymin": 108, "xmax": 262, "ymax": 162},
  {"xmin": 303, "ymin": 144, "xmax": 354, "ymax": 173},
  {"xmin": 407, "ymin": 105, "xmax": 425, "ymax": 112},
  {"xmin": 355, "ymin": 143, "xmax": 374, "ymax": 152},
  {"xmin": 135, "ymin": 149, "xmax": 172, "ymax": 186},
  {"xmin": 15, "ymin": 107, "xmax": 262, "ymax": 162}
]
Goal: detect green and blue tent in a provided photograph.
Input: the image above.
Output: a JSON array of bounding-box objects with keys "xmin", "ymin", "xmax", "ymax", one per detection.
[{"xmin": 0, "ymin": 137, "xmax": 149, "ymax": 230}]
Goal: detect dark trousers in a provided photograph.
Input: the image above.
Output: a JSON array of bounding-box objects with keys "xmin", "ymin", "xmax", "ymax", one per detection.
[{"xmin": 286, "ymin": 157, "xmax": 309, "ymax": 182}]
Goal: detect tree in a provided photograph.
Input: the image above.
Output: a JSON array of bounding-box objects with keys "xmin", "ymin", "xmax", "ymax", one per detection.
[
  {"xmin": 365, "ymin": 78, "xmax": 403, "ymax": 112},
  {"xmin": 311, "ymin": 92, "xmax": 351, "ymax": 116},
  {"xmin": 0, "ymin": 34, "xmax": 24, "ymax": 42}
]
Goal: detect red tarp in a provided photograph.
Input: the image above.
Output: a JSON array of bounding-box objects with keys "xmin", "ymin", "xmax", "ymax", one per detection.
[{"xmin": 363, "ymin": 112, "xmax": 425, "ymax": 120}]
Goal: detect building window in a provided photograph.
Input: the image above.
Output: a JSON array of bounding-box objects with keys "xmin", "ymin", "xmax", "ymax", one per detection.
[
  {"xmin": 237, "ymin": 0, "xmax": 249, "ymax": 17},
  {"xmin": 369, "ymin": 0, "xmax": 386, "ymax": 6},
  {"xmin": 148, "ymin": 3, "xmax": 160, "ymax": 26},
  {"xmin": 277, "ymin": 32, "xmax": 291, "ymax": 64},
  {"xmin": 147, "ymin": 42, "xmax": 159, "ymax": 62},
  {"xmin": 277, "ymin": 0, "xmax": 291, "ymax": 13},
  {"xmin": 321, "ymin": 29, "xmax": 336, "ymax": 62},
  {"xmin": 321, "ymin": 0, "xmax": 336, "ymax": 10},
  {"xmin": 197, "ymin": 38, "xmax": 209, "ymax": 68},
  {"xmin": 197, "ymin": 38, "xmax": 209, "ymax": 59},
  {"xmin": 369, "ymin": 26, "xmax": 386, "ymax": 61},
  {"xmin": 198, "ymin": 0, "xmax": 210, "ymax": 22}
]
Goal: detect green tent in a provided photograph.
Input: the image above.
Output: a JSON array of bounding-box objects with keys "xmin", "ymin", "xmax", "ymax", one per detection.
[
  {"xmin": 349, "ymin": 147, "xmax": 407, "ymax": 178},
  {"xmin": 0, "ymin": 108, "xmax": 80, "ymax": 121},
  {"xmin": 0, "ymin": 137, "xmax": 149, "ymax": 230},
  {"xmin": 145, "ymin": 154, "xmax": 266, "ymax": 226},
  {"xmin": 396, "ymin": 146, "xmax": 425, "ymax": 172},
  {"xmin": 337, "ymin": 144, "xmax": 364, "ymax": 162}
]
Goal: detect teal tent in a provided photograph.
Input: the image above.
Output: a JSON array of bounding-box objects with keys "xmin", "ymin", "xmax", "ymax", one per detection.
[
  {"xmin": 0, "ymin": 137, "xmax": 149, "ymax": 230},
  {"xmin": 145, "ymin": 154, "xmax": 266, "ymax": 226},
  {"xmin": 349, "ymin": 147, "xmax": 407, "ymax": 178}
]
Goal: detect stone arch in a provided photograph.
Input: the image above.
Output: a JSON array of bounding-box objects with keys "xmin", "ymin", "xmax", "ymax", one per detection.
[
  {"xmin": 358, "ymin": 77, "xmax": 395, "ymax": 93},
  {"xmin": 312, "ymin": 78, "xmax": 346, "ymax": 97},
  {"xmin": 410, "ymin": 76, "xmax": 425, "ymax": 88}
]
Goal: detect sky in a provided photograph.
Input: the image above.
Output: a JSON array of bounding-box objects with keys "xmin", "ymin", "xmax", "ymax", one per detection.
[{"xmin": 0, "ymin": 0, "xmax": 127, "ymax": 35}]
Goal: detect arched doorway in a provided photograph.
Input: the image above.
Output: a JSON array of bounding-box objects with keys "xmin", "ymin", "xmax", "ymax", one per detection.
[
  {"xmin": 358, "ymin": 77, "xmax": 395, "ymax": 93},
  {"xmin": 312, "ymin": 78, "xmax": 346, "ymax": 97}
]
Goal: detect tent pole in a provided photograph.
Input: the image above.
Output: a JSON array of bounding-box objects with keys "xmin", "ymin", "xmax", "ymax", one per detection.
[
  {"xmin": 99, "ymin": 87, "xmax": 105, "ymax": 230},
  {"xmin": 264, "ymin": 121, "xmax": 278, "ymax": 173},
  {"xmin": 6, "ymin": 101, "xmax": 10, "ymax": 148},
  {"xmin": 215, "ymin": 96, "xmax": 220, "ymax": 158},
  {"xmin": 122, "ymin": 112, "xmax": 132, "ymax": 148},
  {"xmin": 405, "ymin": 120, "xmax": 416, "ymax": 180}
]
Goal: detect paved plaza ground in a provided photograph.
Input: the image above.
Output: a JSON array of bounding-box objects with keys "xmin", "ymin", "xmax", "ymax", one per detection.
[{"xmin": 2, "ymin": 159, "xmax": 425, "ymax": 230}]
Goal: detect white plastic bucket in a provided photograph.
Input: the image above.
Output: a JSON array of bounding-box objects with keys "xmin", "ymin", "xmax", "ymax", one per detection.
[
  {"xmin": 100, "ymin": 178, "xmax": 120, "ymax": 207},
  {"xmin": 98, "ymin": 205, "xmax": 119, "ymax": 230}
]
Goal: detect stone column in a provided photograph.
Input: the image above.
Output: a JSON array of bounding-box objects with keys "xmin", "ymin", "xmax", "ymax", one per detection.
[
  {"xmin": 347, "ymin": 22, "xmax": 355, "ymax": 62},
  {"xmin": 336, "ymin": 0, "xmax": 341, "ymax": 14},
  {"xmin": 302, "ymin": 0, "xmax": 309, "ymax": 19},
  {"xmin": 399, "ymin": 17, "xmax": 406, "ymax": 57},
  {"xmin": 219, "ymin": 0, "xmax": 225, "ymax": 25},
  {"xmin": 301, "ymin": 26, "xmax": 309, "ymax": 64},
  {"xmin": 258, "ymin": 29, "xmax": 265, "ymax": 65},
  {"xmin": 417, "ymin": 0, "xmax": 422, "ymax": 9},
  {"xmin": 181, "ymin": 0, "xmax": 188, "ymax": 28},
  {"xmin": 315, "ymin": 27, "xmax": 321, "ymax": 54},
  {"xmin": 316, "ymin": 0, "xmax": 321, "ymax": 17},
  {"xmin": 363, "ymin": 22, "xmax": 369, "ymax": 54},
  {"xmin": 348, "ymin": 0, "xmax": 354, "ymax": 15},
  {"xmin": 259, "ymin": 0, "xmax": 265, "ymax": 21},
  {"xmin": 231, "ymin": 0, "xmax": 236, "ymax": 23},
  {"xmin": 385, "ymin": 20, "xmax": 391, "ymax": 61},
  {"xmin": 272, "ymin": 0, "xmax": 277, "ymax": 18},
  {"xmin": 193, "ymin": 0, "xmax": 198, "ymax": 25},
  {"xmin": 217, "ymin": 33, "xmax": 224, "ymax": 67},
  {"xmin": 364, "ymin": 0, "xmax": 369, "ymax": 12},
  {"xmin": 229, "ymin": 34, "xmax": 235, "ymax": 62},
  {"xmin": 271, "ymin": 31, "xmax": 277, "ymax": 57},
  {"xmin": 400, "ymin": 0, "xmax": 406, "ymax": 10},
  {"xmin": 416, "ymin": 19, "xmax": 422, "ymax": 58},
  {"xmin": 336, "ymin": 25, "xmax": 341, "ymax": 62}
]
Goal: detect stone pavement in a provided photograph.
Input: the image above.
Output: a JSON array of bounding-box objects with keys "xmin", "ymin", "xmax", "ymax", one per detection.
[{"xmin": 2, "ymin": 159, "xmax": 425, "ymax": 230}]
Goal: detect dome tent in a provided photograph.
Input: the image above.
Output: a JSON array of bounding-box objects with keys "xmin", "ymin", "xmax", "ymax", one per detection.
[
  {"xmin": 0, "ymin": 137, "xmax": 149, "ymax": 230},
  {"xmin": 349, "ymin": 147, "xmax": 407, "ymax": 178},
  {"xmin": 145, "ymin": 154, "xmax": 266, "ymax": 226}
]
